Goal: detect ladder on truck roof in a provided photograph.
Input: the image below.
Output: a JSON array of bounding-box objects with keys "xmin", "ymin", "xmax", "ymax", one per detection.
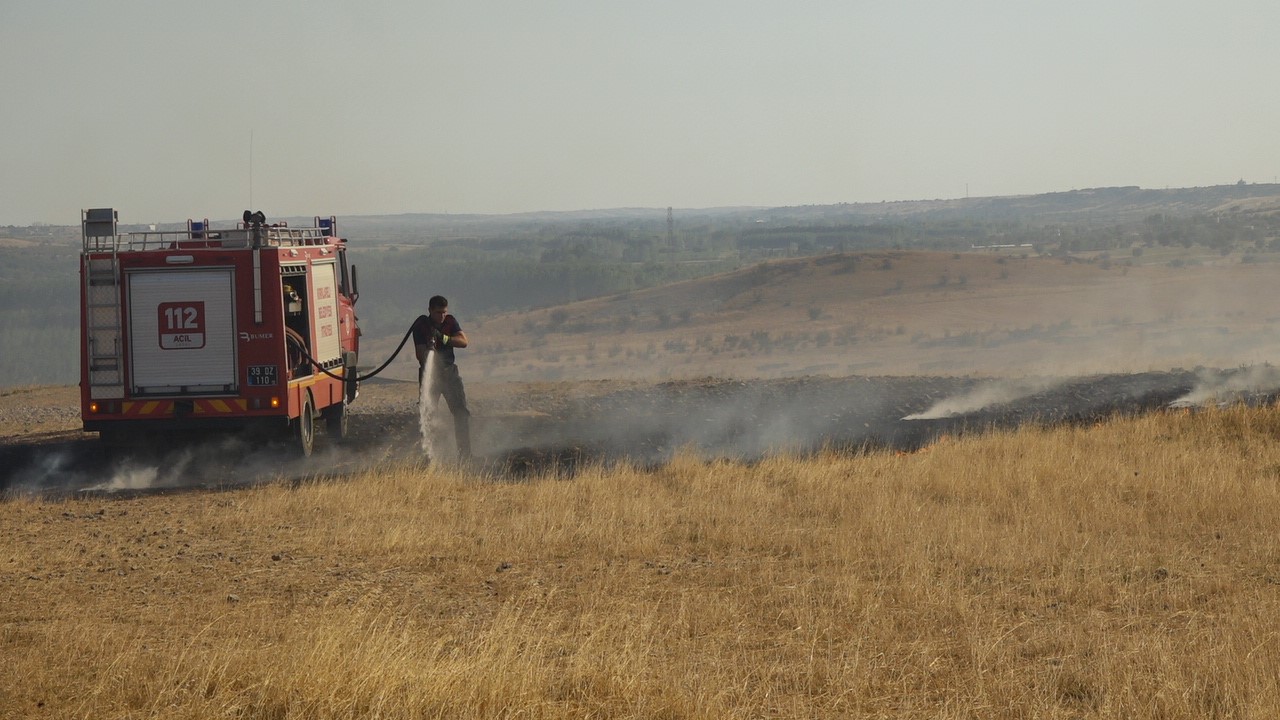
[{"xmin": 82, "ymin": 209, "xmax": 125, "ymax": 399}]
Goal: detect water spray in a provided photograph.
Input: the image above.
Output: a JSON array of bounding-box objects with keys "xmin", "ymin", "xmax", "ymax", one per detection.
[{"xmin": 419, "ymin": 349, "xmax": 439, "ymax": 458}]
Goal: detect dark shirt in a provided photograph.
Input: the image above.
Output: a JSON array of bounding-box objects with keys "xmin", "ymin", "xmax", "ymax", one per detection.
[{"xmin": 411, "ymin": 313, "xmax": 463, "ymax": 366}]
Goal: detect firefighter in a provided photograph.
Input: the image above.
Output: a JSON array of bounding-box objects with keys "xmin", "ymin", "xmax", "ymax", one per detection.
[{"xmin": 411, "ymin": 295, "xmax": 471, "ymax": 459}]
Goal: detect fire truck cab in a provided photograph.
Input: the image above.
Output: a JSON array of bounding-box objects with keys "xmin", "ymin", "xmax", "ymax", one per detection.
[{"xmin": 79, "ymin": 209, "xmax": 360, "ymax": 456}]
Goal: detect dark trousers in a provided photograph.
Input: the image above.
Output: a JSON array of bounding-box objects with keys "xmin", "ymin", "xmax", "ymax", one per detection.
[{"xmin": 419, "ymin": 362, "xmax": 472, "ymax": 458}]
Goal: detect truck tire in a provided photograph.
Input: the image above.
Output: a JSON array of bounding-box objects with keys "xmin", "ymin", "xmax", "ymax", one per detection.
[
  {"xmin": 323, "ymin": 400, "xmax": 348, "ymax": 442},
  {"xmin": 296, "ymin": 392, "xmax": 315, "ymax": 457}
]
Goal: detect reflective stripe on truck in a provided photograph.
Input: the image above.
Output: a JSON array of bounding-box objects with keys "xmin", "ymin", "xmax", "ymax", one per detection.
[{"xmin": 120, "ymin": 399, "xmax": 251, "ymax": 416}]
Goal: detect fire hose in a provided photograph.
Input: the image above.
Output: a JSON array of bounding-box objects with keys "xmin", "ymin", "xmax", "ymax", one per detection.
[{"xmin": 287, "ymin": 324, "xmax": 416, "ymax": 385}]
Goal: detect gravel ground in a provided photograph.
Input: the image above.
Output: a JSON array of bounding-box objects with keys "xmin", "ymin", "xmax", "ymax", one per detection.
[
  {"xmin": 0, "ymin": 386, "xmax": 81, "ymax": 433},
  {"xmin": 3, "ymin": 367, "xmax": 1278, "ymax": 495}
]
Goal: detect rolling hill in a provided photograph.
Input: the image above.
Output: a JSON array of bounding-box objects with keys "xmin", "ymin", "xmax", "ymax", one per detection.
[{"xmin": 405, "ymin": 248, "xmax": 1280, "ymax": 384}]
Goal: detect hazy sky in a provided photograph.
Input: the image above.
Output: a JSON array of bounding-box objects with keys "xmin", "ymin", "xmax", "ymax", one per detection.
[{"xmin": 2, "ymin": 0, "xmax": 1277, "ymax": 226}]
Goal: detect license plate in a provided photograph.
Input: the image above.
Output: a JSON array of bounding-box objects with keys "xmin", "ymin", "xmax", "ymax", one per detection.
[{"xmin": 247, "ymin": 365, "xmax": 278, "ymax": 386}]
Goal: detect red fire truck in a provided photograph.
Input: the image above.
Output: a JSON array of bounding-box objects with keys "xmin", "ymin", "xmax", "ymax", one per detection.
[{"xmin": 79, "ymin": 209, "xmax": 360, "ymax": 456}]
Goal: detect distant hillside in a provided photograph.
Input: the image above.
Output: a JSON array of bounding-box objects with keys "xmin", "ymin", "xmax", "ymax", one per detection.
[
  {"xmin": 6, "ymin": 184, "xmax": 1280, "ymax": 387},
  {"xmin": 334, "ymin": 183, "xmax": 1280, "ymax": 239},
  {"xmin": 10, "ymin": 182, "xmax": 1279, "ymax": 245},
  {"xmin": 421, "ymin": 248, "xmax": 1280, "ymax": 384},
  {"xmin": 336, "ymin": 183, "xmax": 1280, "ymax": 241},
  {"xmin": 749, "ymin": 184, "xmax": 1280, "ymax": 226}
]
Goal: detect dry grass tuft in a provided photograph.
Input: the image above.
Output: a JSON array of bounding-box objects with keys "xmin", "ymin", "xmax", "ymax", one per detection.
[{"xmin": 6, "ymin": 406, "xmax": 1280, "ymax": 717}]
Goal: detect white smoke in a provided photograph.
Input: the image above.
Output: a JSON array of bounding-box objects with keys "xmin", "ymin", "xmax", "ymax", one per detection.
[
  {"xmin": 89, "ymin": 465, "xmax": 158, "ymax": 492},
  {"xmin": 472, "ymin": 375, "xmax": 922, "ymax": 465},
  {"xmin": 6, "ymin": 449, "xmax": 71, "ymax": 492},
  {"xmin": 3, "ymin": 433, "xmax": 290, "ymax": 497},
  {"xmin": 1168, "ymin": 365, "xmax": 1280, "ymax": 408},
  {"xmin": 903, "ymin": 377, "xmax": 1062, "ymax": 420},
  {"xmin": 81, "ymin": 447, "xmax": 196, "ymax": 492}
]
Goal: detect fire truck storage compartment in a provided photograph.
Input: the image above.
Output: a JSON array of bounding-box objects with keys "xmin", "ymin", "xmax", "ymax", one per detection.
[
  {"xmin": 128, "ymin": 268, "xmax": 237, "ymax": 395},
  {"xmin": 282, "ymin": 260, "xmax": 342, "ymax": 376}
]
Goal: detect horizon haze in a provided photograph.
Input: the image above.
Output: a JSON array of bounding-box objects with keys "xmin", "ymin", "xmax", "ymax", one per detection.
[{"xmin": 3, "ymin": 1, "xmax": 1279, "ymax": 226}]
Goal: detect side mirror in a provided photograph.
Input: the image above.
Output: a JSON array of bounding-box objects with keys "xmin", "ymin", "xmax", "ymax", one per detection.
[{"xmin": 350, "ymin": 265, "xmax": 359, "ymax": 304}]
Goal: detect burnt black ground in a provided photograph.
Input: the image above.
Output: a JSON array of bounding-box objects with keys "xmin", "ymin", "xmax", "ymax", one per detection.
[
  {"xmin": 479, "ymin": 370, "xmax": 1206, "ymax": 475},
  {"xmin": 5, "ymin": 367, "xmax": 1276, "ymax": 495},
  {"xmin": 343, "ymin": 368, "xmax": 1233, "ymax": 475}
]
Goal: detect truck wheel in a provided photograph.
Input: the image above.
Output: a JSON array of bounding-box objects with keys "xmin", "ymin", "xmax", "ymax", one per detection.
[
  {"xmin": 323, "ymin": 400, "xmax": 349, "ymax": 442},
  {"xmin": 297, "ymin": 393, "xmax": 315, "ymax": 457}
]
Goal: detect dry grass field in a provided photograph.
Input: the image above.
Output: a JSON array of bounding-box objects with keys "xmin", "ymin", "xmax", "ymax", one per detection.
[
  {"xmin": 6, "ymin": 248, "xmax": 1280, "ymax": 717},
  {"xmin": 4, "ymin": 403, "xmax": 1280, "ymax": 718}
]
